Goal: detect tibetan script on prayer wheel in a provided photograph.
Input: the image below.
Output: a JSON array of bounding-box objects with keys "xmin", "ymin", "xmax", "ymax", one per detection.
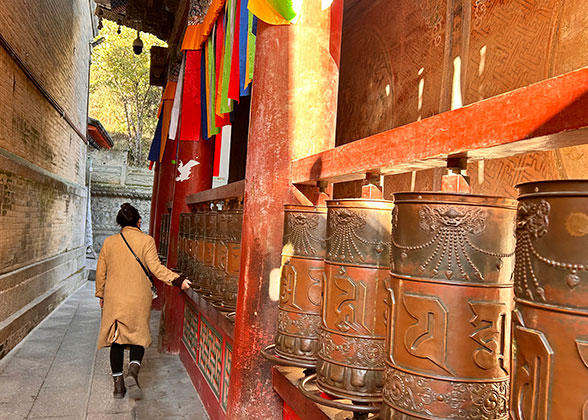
[
  {"xmin": 383, "ymin": 192, "xmax": 516, "ymax": 420},
  {"xmin": 275, "ymin": 205, "xmax": 326, "ymax": 366},
  {"xmin": 512, "ymin": 180, "xmax": 588, "ymax": 420},
  {"xmin": 317, "ymin": 199, "xmax": 393, "ymax": 402}
]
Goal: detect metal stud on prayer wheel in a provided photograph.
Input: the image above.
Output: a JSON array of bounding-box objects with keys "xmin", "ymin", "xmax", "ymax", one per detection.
[
  {"xmin": 511, "ymin": 180, "xmax": 588, "ymax": 420},
  {"xmin": 272, "ymin": 205, "xmax": 327, "ymax": 366},
  {"xmin": 220, "ymin": 204, "xmax": 242, "ymax": 310},
  {"xmin": 384, "ymin": 192, "xmax": 516, "ymax": 420},
  {"xmin": 316, "ymin": 199, "xmax": 393, "ymax": 402}
]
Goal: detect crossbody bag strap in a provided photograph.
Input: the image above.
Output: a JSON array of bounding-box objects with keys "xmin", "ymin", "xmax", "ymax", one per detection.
[{"xmin": 120, "ymin": 232, "xmax": 154, "ymax": 286}]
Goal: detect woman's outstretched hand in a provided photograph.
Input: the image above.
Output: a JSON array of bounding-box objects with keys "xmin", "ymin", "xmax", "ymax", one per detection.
[{"xmin": 181, "ymin": 279, "xmax": 192, "ymax": 291}]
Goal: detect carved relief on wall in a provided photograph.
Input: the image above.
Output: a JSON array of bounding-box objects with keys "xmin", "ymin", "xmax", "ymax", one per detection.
[{"xmin": 336, "ymin": 26, "xmax": 394, "ymax": 145}]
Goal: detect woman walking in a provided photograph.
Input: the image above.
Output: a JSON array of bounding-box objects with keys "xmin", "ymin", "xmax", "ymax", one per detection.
[{"xmin": 95, "ymin": 203, "xmax": 191, "ymax": 399}]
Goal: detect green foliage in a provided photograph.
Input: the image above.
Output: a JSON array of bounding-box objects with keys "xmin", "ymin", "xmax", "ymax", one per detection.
[{"xmin": 89, "ymin": 20, "xmax": 167, "ymax": 166}]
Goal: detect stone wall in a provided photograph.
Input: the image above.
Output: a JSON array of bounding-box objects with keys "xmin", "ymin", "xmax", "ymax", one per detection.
[
  {"xmin": 90, "ymin": 149, "xmax": 153, "ymax": 253},
  {"xmin": 0, "ymin": 1, "xmax": 95, "ymax": 358}
]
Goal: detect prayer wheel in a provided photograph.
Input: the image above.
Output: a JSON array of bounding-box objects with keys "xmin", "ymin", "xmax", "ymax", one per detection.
[
  {"xmin": 383, "ymin": 192, "xmax": 516, "ymax": 420},
  {"xmin": 187, "ymin": 212, "xmax": 198, "ymax": 282},
  {"xmin": 178, "ymin": 213, "xmax": 189, "ymax": 273},
  {"xmin": 317, "ymin": 199, "xmax": 393, "ymax": 402},
  {"xmin": 200, "ymin": 204, "xmax": 218, "ymax": 296},
  {"xmin": 220, "ymin": 205, "xmax": 242, "ymax": 310},
  {"xmin": 512, "ymin": 180, "xmax": 588, "ymax": 420},
  {"xmin": 275, "ymin": 205, "xmax": 326, "ymax": 366},
  {"xmin": 192, "ymin": 207, "xmax": 206, "ymax": 291},
  {"xmin": 210, "ymin": 204, "xmax": 228, "ymax": 302}
]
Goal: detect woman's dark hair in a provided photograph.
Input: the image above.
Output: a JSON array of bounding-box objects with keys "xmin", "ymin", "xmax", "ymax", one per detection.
[{"xmin": 117, "ymin": 203, "xmax": 141, "ymax": 227}]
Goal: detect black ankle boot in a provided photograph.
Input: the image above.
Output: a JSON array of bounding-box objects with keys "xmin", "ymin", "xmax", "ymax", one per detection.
[
  {"xmin": 113, "ymin": 375, "xmax": 126, "ymax": 399},
  {"xmin": 125, "ymin": 362, "xmax": 142, "ymax": 400}
]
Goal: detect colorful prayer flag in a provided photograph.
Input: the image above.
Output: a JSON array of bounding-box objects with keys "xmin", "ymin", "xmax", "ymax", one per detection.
[
  {"xmin": 147, "ymin": 111, "xmax": 164, "ymax": 163},
  {"xmin": 247, "ymin": 0, "xmax": 300, "ymax": 25},
  {"xmin": 180, "ymin": 50, "xmax": 202, "ymax": 141},
  {"xmin": 169, "ymin": 55, "xmax": 186, "ymax": 140}
]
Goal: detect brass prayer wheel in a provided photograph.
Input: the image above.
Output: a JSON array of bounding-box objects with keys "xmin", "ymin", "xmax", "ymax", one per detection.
[
  {"xmin": 178, "ymin": 213, "xmax": 189, "ymax": 273},
  {"xmin": 275, "ymin": 205, "xmax": 326, "ymax": 366},
  {"xmin": 220, "ymin": 206, "xmax": 242, "ymax": 310},
  {"xmin": 512, "ymin": 180, "xmax": 588, "ymax": 420},
  {"xmin": 200, "ymin": 204, "xmax": 218, "ymax": 296},
  {"xmin": 211, "ymin": 203, "xmax": 229, "ymax": 302},
  {"xmin": 383, "ymin": 192, "xmax": 516, "ymax": 420},
  {"xmin": 187, "ymin": 212, "xmax": 198, "ymax": 282},
  {"xmin": 192, "ymin": 207, "xmax": 207, "ymax": 291},
  {"xmin": 317, "ymin": 199, "xmax": 393, "ymax": 402}
]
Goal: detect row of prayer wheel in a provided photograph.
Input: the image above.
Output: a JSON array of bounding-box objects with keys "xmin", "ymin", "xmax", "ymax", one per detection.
[
  {"xmin": 177, "ymin": 201, "xmax": 243, "ymax": 311},
  {"xmin": 271, "ymin": 180, "xmax": 588, "ymax": 419}
]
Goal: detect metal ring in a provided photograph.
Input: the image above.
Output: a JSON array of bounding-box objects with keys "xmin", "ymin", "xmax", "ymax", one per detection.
[
  {"xmin": 298, "ymin": 373, "xmax": 381, "ymax": 414},
  {"xmin": 260, "ymin": 344, "xmax": 316, "ymax": 369}
]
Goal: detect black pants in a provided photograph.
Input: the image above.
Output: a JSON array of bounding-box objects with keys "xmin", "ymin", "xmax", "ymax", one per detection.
[{"xmin": 110, "ymin": 343, "xmax": 145, "ymax": 375}]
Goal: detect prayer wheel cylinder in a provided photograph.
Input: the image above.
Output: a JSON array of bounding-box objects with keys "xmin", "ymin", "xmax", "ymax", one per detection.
[
  {"xmin": 512, "ymin": 180, "xmax": 588, "ymax": 420},
  {"xmin": 317, "ymin": 199, "xmax": 393, "ymax": 402},
  {"xmin": 275, "ymin": 205, "xmax": 326, "ymax": 365},
  {"xmin": 200, "ymin": 205, "xmax": 217, "ymax": 296},
  {"xmin": 221, "ymin": 206, "xmax": 242, "ymax": 310},
  {"xmin": 178, "ymin": 213, "xmax": 188, "ymax": 273},
  {"xmin": 383, "ymin": 192, "xmax": 516, "ymax": 420},
  {"xmin": 192, "ymin": 207, "xmax": 206, "ymax": 290},
  {"xmin": 210, "ymin": 206, "xmax": 228, "ymax": 302},
  {"xmin": 187, "ymin": 212, "xmax": 198, "ymax": 281}
]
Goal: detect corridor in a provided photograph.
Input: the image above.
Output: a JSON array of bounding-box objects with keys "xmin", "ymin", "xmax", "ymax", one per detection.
[{"xmin": 0, "ymin": 283, "xmax": 208, "ymax": 420}]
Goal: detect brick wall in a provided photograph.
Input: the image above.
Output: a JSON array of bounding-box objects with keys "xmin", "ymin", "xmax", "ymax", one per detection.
[{"xmin": 0, "ymin": 0, "xmax": 95, "ymax": 358}]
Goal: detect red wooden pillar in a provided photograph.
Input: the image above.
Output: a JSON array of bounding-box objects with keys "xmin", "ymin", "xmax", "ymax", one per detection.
[
  {"xmin": 226, "ymin": 1, "xmax": 343, "ymax": 418},
  {"xmin": 159, "ymin": 139, "xmax": 215, "ymax": 353},
  {"xmin": 151, "ymin": 140, "xmax": 177, "ymax": 310}
]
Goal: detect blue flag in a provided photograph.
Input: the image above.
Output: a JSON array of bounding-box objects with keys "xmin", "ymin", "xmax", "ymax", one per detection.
[{"xmin": 147, "ymin": 111, "xmax": 164, "ymax": 163}]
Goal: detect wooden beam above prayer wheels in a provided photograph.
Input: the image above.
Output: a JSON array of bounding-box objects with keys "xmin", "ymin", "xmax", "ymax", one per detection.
[
  {"xmin": 185, "ymin": 180, "xmax": 245, "ymax": 205},
  {"xmin": 291, "ymin": 66, "xmax": 588, "ymax": 185}
]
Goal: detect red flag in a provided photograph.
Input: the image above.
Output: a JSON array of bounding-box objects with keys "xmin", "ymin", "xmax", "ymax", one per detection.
[
  {"xmin": 213, "ymin": 134, "xmax": 222, "ymax": 177},
  {"xmin": 228, "ymin": 0, "xmax": 241, "ymax": 101},
  {"xmin": 180, "ymin": 50, "xmax": 202, "ymax": 141}
]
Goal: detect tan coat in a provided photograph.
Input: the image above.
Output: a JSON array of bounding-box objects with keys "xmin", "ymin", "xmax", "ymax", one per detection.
[{"xmin": 95, "ymin": 226, "xmax": 180, "ymax": 349}]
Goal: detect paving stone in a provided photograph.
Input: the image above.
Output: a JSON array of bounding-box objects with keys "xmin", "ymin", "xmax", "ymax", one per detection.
[
  {"xmin": 0, "ymin": 401, "xmax": 33, "ymax": 419},
  {"xmin": 0, "ymin": 282, "xmax": 209, "ymax": 419}
]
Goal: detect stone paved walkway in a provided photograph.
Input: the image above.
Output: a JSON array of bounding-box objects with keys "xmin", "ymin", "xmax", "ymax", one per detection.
[{"xmin": 0, "ymin": 282, "xmax": 208, "ymax": 420}]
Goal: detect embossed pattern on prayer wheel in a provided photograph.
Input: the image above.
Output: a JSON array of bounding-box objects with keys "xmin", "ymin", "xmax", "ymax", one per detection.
[
  {"xmin": 275, "ymin": 205, "xmax": 326, "ymax": 366},
  {"xmin": 200, "ymin": 205, "xmax": 217, "ymax": 296},
  {"xmin": 511, "ymin": 180, "xmax": 588, "ymax": 420},
  {"xmin": 221, "ymin": 207, "xmax": 242, "ymax": 310},
  {"xmin": 383, "ymin": 192, "xmax": 517, "ymax": 420},
  {"xmin": 317, "ymin": 199, "xmax": 393, "ymax": 402}
]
